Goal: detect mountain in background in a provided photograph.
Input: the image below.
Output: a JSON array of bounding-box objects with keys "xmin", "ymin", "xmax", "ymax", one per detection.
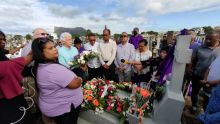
[{"xmin": 54, "ymin": 27, "xmax": 87, "ymax": 36}]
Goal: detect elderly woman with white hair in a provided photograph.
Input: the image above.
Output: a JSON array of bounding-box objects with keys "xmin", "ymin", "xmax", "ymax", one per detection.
[{"xmin": 58, "ymin": 32, "xmax": 78, "ymax": 68}]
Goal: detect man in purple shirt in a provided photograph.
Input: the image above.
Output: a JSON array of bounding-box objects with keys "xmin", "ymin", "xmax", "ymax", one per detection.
[{"xmin": 129, "ymin": 27, "xmax": 144, "ymax": 49}]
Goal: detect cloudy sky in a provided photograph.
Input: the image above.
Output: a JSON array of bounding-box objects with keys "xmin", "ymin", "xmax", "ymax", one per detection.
[{"xmin": 1, "ymin": 0, "xmax": 220, "ymax": 34}]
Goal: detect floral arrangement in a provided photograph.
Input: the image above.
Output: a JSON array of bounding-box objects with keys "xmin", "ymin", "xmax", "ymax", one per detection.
[
  {"xmin": 106, "ymin": 96, "xmax": 130, "ymax": 116},
  {"xmin": 69, "ymin": 50, "xmax": 98, "ymax": 68},
  {"xmin": 128, "ymin": 86, "xmax": 153, "ymax": 122},
  {"xmin": 81, "ymin": 78, "xmax": 117, "ymax": 114}
]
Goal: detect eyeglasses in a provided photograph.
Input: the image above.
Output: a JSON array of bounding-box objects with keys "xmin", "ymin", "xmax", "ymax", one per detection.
[{"xmin": 103, "ymin": 34, "xmax": 108, "ymax": 37}]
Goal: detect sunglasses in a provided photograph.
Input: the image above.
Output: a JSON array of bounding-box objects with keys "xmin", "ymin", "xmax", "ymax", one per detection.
[
  {"xmin": 103, "ymin": 34, "xmax": 108, "ymax": 37},
  {"xmin": 121, "ymin": 35, "xmax": 127, "ymax": 37},
  {"xmin": 38, "ymin": 33, "xmax": 49, "ymax": 36}
]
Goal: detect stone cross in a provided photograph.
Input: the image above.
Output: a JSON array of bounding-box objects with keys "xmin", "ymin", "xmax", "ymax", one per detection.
[{"xmin": 152, "ymin": 35, "xmax": 192, "ymax": 124}]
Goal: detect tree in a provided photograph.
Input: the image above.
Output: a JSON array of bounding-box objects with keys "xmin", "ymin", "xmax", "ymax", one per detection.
[
  {"xmin": 25, "ymin": 34, "xmax": 32, "ymax": 41},
  {"xmin": 141, "ymin": 32, "xmax": 146, "ymax": 35},
  {"xmin": 146, "ymin": 31, "xmax": 159, "ymax": 36},
  {"xmin": 203, "ymin": 26, "xmax": 213, "ymax": 34},
  {"xmin": 14, "ymin": 35, "xmax": 22, "ymax": 41},
  {"xmin": 114, "ymin": 33, "xmax": 121, "ymax": 44},
  {"xmin": 72, "ymin": 34, "xmax": 80, "ymax": 39},
  {"xmin": 86, "ymin": 29, "xmax": 92, "ymax": 36}
]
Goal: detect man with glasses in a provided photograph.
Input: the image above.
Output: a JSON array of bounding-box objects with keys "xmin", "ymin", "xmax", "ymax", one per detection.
[
  {"xmin": 84, "ymin": 33, "xmax": 101, "ymax": 80},
  {"xmin": 21, "ymin": 28, "xmax": 49, "ymax": 57},
  {"xmin": 98, "ymin": 29, "xmax": 117, "ymax": 81},
  {"xmin": 114, "ymin": 32, "xmax": 135, "ymax": 82}
]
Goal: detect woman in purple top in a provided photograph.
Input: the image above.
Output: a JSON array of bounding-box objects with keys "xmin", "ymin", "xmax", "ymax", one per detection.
[
  {"xmin": 31, "ymin": 37, "xmax": 83, "ymax": 124},
  {"xmin": 74, "ymin": 37, "xmax": 85, "ymax": 53}
]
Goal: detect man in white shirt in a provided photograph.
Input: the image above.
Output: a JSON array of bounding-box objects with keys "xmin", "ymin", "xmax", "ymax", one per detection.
[
  {"xmin": 115, "ymin": 32, "xmax": 135, "ymax": 82},
  {"xmin": 98, "ymin": 29, "xmax": 117, "ymax": 81},
  {"xmin": 84, "ymin": 33, "xmax": 102, "ymax": 79}
]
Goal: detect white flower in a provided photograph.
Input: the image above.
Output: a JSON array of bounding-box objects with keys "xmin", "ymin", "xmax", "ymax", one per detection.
[
  {"xmin": 110, "ymin": 81, "xmax": 114, "ymax": 84},
  {"xmin": 111, "ymin": 103, "xmax": 114, "ymax": 107},
  {"xmin": 123, "ymin": 112, "xmax": 126, "ymax": 116},
  {"xmin": 91, "ymin": 85, "xmax": 96, "ymax": 89},
  {"xmin": 80, "ymin": 56, "xmax": 84, "ymax": 61},
  {"xmin": 81, "ymin": 60, "xmax": 86, "ymax": 64},
  {"xmin": 81, "ymin": 103, "xmax": 85, "ymax": 107},
  {"xmin": 83, "ymin": 51, "xmax": 90, "ymax": 55},
  {"xmin": 68, "ymin": 61, "xmax": 73, "ymax": 65},
  {"xmin": 77, "ymin": 59, "xmax": 81, "ymax": 63}
]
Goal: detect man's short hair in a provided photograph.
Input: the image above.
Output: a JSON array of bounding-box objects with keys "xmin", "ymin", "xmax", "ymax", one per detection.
[
  {"xmin": 133, "ymin": 27, "xmax": 139, "ymax": 32},
  {"xmin": 32, "ymin": 28, "xmax": 48, "ymax": 39},
  {"xmin": 103, "ymin": 29, "xmax": 111, "ymax": 35}
]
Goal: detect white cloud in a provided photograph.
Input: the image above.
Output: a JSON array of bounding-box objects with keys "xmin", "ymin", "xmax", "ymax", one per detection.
[
  {"xmin": 0, "ymin": 0, "xmax": 220, "ymax": 35},
  {"xmin": 118, "ymin": 0, "xmax": 220, "ymax": 15},
  {"xmin": 48, "ymin": 4, "xmax": 81, "ymax": 18}
]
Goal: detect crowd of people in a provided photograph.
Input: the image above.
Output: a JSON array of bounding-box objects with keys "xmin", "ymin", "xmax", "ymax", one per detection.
[{"xmin": 0, "ymin": 27, "xmax": 220, "ymax": 124}]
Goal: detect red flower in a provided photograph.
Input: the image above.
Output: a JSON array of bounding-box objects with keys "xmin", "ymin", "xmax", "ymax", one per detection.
[
  {"xmin": 116, "ymin": 106, "xmax": 122, "ymax": 112},
  {"xmin": 98, "ymin": 91, "xmax": 103, "ymax": 96},
  {"xmin": 140, "ymin": 89, "xmax": 150, "ymax": 98},
  {"xmin": 108, "ymin": 86, "xmax": 113, "ymax": 91},
  {"xmin": 93, "ymin": 99, "xmax": 99, "ymax": 107},
  {"xmin": 106, "ymin": 80, "xmax": 110, "ymax": 85},
  {"xmin": 117, "ymin": 102, "xmax": 122, "ymax": 107},
  {"xmin": 99, "ymin": 86, "xmax": 104, "ymax": 90},
  {"xmin": 87, "ymin": 95, "xmax": 93, "ymax": 101},
  {"xmin": 107, "ymin": 105, "xmax": 113, "ymax": 111},
  {"xmin": 108, "ymin": 95, "xmax": 113, "ymax": 99}
]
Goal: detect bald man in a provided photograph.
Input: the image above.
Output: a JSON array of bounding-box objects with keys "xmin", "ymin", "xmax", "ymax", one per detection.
[{"xmin": 21, "ymin": 28, "xmax": 49, "ymax": 57}]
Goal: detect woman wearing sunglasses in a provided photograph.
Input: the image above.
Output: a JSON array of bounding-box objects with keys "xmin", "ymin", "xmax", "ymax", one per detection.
[{"xmin": 31, "ymin": 37, "xmax": 83, "ymax": 124}]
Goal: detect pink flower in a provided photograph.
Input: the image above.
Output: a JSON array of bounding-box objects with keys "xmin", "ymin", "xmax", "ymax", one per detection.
[{"xmin": 117, "ymin": 106, "xmax": 122, "ymax": 112}]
